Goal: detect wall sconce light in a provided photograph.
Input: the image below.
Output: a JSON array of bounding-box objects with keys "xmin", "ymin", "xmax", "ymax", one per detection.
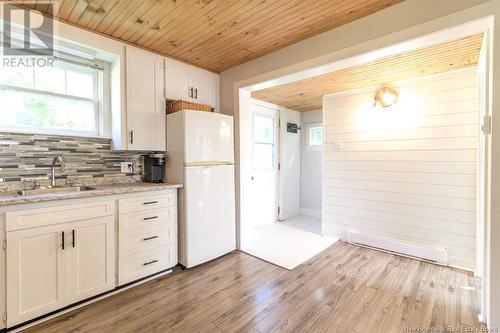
[{"xmin": 373, "ymin": 84, "xmax": 399, "ymax": 108}]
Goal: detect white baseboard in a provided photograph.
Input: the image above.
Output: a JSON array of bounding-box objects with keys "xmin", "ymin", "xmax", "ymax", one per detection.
[
  {"xmin": 300, "ymin": 208, "xmax": 321, "ymax": 218},
  {"xmin": 347, "ymin": 231, "xmax": 448, "ymax": 266}
]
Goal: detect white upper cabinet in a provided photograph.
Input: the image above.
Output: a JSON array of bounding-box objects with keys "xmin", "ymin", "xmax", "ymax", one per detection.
[
  {"xmin": 124, "ymin": 46, "xmax": 165, "ymax": 151},
  {"xmin": 114, "ymin": 50, "xmax": 218, "ymax": 150},
  {"xmin": 189, "ymin": 69, "xmax": 217, "ymax": 107},
  {"xmin": 165, "ymin": 58, "xmax": 190, "ymax": 101},
  {"xmin": 165, "ymin": 58, "xmax": 218, "ymax": 109}
]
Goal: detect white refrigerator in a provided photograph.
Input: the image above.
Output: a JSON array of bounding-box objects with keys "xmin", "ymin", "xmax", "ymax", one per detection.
[{"xmin": 166, "ymin": 110, "xmax": 236, "ymax": 268}]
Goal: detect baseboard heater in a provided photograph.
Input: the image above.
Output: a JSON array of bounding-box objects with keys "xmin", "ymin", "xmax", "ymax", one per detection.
[{"xmin": 347, "ymin": 231, "xmax": 448, "ymax": 266}]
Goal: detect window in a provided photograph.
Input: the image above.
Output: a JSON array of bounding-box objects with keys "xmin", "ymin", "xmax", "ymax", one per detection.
[
  {"xmin": 0, "ymin": 57, "xmax": 106, "ymax": 137},
  {"xmin": 253, "ymin": 115, "xmax": 275, "ymax": 169},
  {"xmin": 307, "ymin": 123, "xmax": 323, "ymax": 148}
]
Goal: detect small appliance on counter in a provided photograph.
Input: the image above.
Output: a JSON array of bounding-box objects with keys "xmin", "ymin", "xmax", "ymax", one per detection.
[{"xmin": 142, "ymin": 153, "xmax": 165, "ymax": 183}]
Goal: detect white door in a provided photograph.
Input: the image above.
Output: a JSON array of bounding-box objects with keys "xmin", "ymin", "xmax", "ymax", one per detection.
[
  {"xmin": 6, "ymin": 224, "xmax": 68, "ymax": 327},
  {"xmin": 248, "ymin": 105, "xmax": 279, "ymax": 229},
  {"xmin": 189, "ymin": 68, "xmax": 215, "ymax": 107},
  {"xmin": 183, "ymin": 111, "xmax": 234, "ymax": 163},
  {"xmin": 183, "ymin": 164, "xmax": 236, "ymax": 267},
  {"xmin": 68, "ymin": 217, "xmax": 115, "ymax": 303},
  {"xmin": 126, "ymin": 46, "xmax": 165, "ymax": 151},
  {"xmin": 278, "ymin": 109, "xmax": 302, "ymax": 220},
  {"xmin": 165, "ymin": 58, "xmax": 190, "ymax": 101}
]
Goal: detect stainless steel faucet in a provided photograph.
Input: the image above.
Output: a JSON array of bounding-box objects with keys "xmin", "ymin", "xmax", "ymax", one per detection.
[{"xmin": 50, "ymin": 156, "xmax": 65, "ymax": 187}]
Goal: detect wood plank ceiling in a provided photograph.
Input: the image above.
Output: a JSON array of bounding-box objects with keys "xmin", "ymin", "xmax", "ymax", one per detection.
[
  {"xmin": 19, "ymin": 0, "xmax": 403, "ymax": 73},
  {"xmin": 251, "ymin": 34, "xmax": 484, "ymax": 112}
]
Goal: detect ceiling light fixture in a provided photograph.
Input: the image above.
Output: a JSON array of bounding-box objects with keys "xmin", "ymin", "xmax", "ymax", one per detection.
[{"xmin": 373, "ymin": 84, "xmax": 399, "ymax": 108}]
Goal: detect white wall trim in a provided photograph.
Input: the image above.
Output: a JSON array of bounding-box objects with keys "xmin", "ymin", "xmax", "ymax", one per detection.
[
  {"xmin": 348, "ymin": 231, "xmax": 449, "ymax": 266},
  {"xmin": 299, "ymin": 208, "xmax": 321, "ymax": 218}
]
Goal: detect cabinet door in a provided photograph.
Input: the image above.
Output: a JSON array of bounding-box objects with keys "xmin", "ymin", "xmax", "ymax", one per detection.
[
  {"xmin": 125, "ymin": 46, "xmax": 165, "ymax": 151},
  {"xmin": 154, "ymin": 57, "xmax": 166, "ymax": 151},
  {"xmin": 68, "ymin": 216, "xmax": 115, "ymax": 303},
  {"xmin": 165, "ymin": 58, "xmax": 190, "ymax": 101},
  {"xmin": 6, "ymin": 225, "xmax": 68, "ymax": 327},
  {"xmin": 189, "ymin": 69, "xmax": 215, "ymax": 107}
]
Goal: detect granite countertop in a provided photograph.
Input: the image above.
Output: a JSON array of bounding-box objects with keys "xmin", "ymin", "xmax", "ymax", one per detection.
[{"xmin": 0, "ymin": 182, "xmax": 183, "ymax": 207}]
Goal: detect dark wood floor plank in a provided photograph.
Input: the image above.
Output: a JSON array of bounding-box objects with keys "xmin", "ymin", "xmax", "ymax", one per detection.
[{"xmin": 21, "ymin": 242, "xmax": 483, "ymax": 333}]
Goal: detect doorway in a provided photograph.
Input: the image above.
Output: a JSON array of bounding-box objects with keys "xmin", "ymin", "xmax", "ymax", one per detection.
[
  {"xmin": 278, "ymin": 108, "xmax": 323, "ymax": 235},
  {"xmin": 240, "ymin": 99, "xmax": 336, "ymax": 270}
]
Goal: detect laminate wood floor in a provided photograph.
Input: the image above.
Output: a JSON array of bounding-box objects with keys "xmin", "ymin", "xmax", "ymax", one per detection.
[{"xmin": 22, "ymin": 242, "xmax": 483, "ymax": 333}]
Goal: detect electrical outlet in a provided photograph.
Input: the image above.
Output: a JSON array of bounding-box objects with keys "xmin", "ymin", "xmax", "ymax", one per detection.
[{"xmin": 120, "ymin": 162, "xmax": 134, "ymax": 173}]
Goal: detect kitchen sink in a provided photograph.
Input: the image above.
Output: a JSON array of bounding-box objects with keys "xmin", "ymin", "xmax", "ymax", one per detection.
[{"xmin": 16, "ymin": 186, "xmax": 98, "ymax": 196}]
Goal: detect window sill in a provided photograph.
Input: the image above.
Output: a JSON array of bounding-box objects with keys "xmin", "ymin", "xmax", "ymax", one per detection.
[{"xmin": 0, "ymin": 128, "xmax": 111, "ymax": 140}]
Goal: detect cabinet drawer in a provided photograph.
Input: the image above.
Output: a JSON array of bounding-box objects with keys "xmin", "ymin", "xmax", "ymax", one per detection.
[
  {"xmin": 119, "ymin": 191, "xmax": 176, "ymax": 213},
  {"xmin": 6, "ymin": 200, "xmax": 114, "ymax": 231},
  {"xmin": 118, "ymin": 244, "xmax": 176, "ymax": 285},
  {"xmin": 119, "ymin": 207, "xmax": 175, "ymax": 233},
  {"xmin": 119, "ymin": 224, "xmax": 176, "ymax": 257}
]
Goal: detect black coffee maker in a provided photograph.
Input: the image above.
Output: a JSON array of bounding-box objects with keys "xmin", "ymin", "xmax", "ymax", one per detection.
[{"xmin": 142, "ymin": 154, "xmax": 165, "ymax": 183}]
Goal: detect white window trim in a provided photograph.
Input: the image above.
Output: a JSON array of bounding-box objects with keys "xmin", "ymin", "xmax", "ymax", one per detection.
[
  {"xmin": 0, "ymin": 56, "xmax": 112, "ymax": 139},
  {"xmin": 305, "ymin": 122, "xmax": 323, "ymax": 151}
]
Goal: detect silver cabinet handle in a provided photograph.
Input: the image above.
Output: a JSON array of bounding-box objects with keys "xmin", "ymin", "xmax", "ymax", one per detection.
[
  {"xmin": 143, "ymin": 259, "xmax": 158, "ymax": 266},
  {"xmin": 130, "ymin": 130, "xmax": 134, "ymax": 144},
  {"xmin": 143, "ymin": 235, "xmax": 159, "ymax": 241}
]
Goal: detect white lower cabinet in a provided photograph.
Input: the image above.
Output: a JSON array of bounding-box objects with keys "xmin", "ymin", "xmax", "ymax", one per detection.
[
  {"xmin": 118, "ymin": 244, "xmax": 176, "ymax": 285},
  {"xmin": 3, "ymin": 189, "xmax": 178, "ymax": 328},
  {"xmin": 68, "ymin": 217, "xmax": 115, "ymax": 303},
  {"xmin": 6, "ymin": 223, "xmax": 68, "ymax": 327},
  {"xmin": 5, "ymin": 204, "xmax": 115, "ymax": 327},
  {"xmin": 118, "ymin": 190, "xmax": 178, "ymax": 285}
]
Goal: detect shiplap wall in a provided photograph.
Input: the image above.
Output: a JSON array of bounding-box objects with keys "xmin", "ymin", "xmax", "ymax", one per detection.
[{"xmin": 322, "ymin": 68, "xmax": 479, "ymax": 270}]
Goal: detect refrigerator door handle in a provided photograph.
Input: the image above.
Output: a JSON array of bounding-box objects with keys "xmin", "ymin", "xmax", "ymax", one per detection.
[{"xmin": 184, "ymin": 161, "xmax": 235, "ymax": 167}]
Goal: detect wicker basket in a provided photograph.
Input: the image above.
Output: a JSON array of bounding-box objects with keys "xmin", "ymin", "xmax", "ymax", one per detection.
[{"xmin": 166, "ymin": 100, "xmax": 213, "ymax": 114}]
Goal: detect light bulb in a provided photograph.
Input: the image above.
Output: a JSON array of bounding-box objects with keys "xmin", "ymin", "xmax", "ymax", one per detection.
[{"xmin": 374, "ymin": 85, "xmax": 398, "ymax": 107}]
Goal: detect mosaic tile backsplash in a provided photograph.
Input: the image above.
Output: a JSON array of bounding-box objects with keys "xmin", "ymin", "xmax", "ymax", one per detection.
[{"xmin": 0, "ymin": 132, "xmax": 151, "ymax": 191}]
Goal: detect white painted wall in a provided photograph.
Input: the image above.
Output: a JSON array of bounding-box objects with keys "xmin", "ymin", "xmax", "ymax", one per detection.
[
  {"xmin": 279, "ymin": 108, "xmax": 301, "ymax": 220},
  {"xmin": 300, "ymin": 110, "xmax": 323, "ymax": 216},
  {"xmin": 322, "ymin": 68, "xmax": 479, "ymax": 271}
]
